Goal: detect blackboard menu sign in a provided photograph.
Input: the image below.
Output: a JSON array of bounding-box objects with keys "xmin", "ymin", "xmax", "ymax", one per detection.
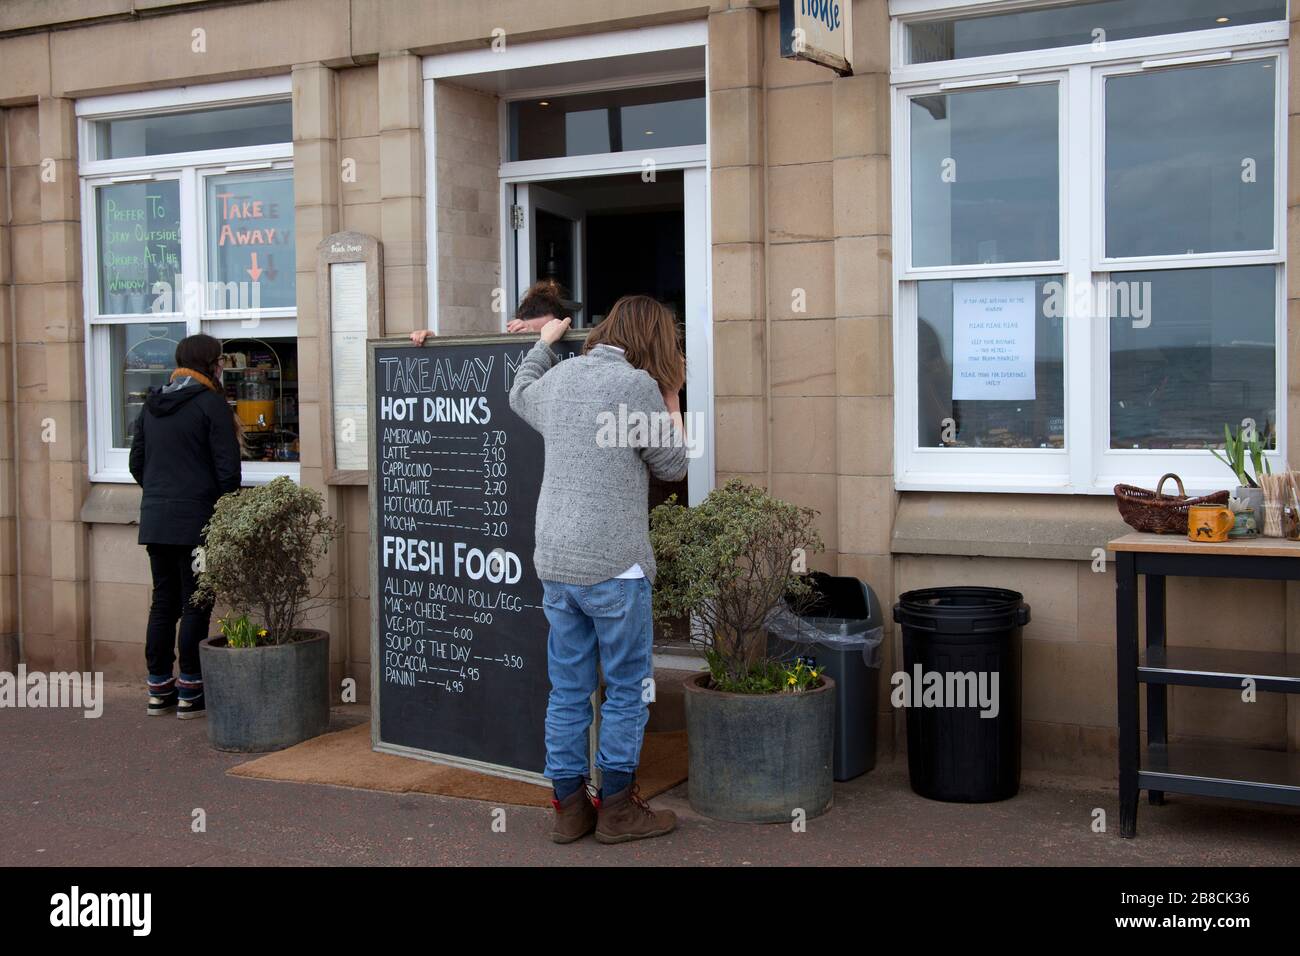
[
  {"xmin": 369, "ymin": 333, "xmax": 586, "ymax": 782},
  {"xmin": 96, "ymin": 180, "xmax": 181, "ymax": 315}
]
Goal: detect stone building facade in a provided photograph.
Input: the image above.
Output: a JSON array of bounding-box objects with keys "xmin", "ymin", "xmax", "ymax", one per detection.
[{"xmin": 1, "ymin": 0, "xmax": 1297, "ymax": 776}]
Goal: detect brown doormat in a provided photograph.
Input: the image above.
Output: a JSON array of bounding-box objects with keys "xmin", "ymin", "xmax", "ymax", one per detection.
[{"xmin": 227, "ymin": 723, "xmax": 688, "ymax": 808}]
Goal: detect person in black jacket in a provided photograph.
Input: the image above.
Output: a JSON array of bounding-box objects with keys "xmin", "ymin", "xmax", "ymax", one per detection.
[{"xmin": 129, "ymin": 334, "xmax": 242, "ymax": 718}]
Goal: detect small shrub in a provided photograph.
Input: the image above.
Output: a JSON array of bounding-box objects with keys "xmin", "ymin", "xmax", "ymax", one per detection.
[
  {"xmin": 195, "ymin": 476, "xmax": 342, "ymax": 646},
  {"xmin": 650, "ymin": 479, "xmax": 824, "ymax": 693}
]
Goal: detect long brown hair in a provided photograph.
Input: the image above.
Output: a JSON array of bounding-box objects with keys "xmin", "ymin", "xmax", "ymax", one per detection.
[{"xmin": 584, "ymin": 295, "xmax": 685, "ymax": 393}]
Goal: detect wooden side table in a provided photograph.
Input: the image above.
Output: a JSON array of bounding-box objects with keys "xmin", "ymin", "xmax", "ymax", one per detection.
[{"xmin": 1109, "ymin": 532, "xmax": 1300, "ymax": 838}]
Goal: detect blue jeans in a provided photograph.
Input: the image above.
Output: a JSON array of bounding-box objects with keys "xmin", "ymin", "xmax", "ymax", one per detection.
[{"xmin": 542, "ymin": 577, "xmax": 654, "ymax": 784}]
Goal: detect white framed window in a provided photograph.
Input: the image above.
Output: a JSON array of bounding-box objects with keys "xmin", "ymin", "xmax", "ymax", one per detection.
[
  {"xmin": 77, "ymin": 78, "xmax": 300, "ymax": 483},
  {"xmin": 890, "ymin": 0, "xmax": 1289, "ymax": 494}
]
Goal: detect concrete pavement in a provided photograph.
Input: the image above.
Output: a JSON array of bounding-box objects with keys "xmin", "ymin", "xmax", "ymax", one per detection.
[{"xmin": 2, "ymin": 681, "xmax": 1297, "ymax": 867}]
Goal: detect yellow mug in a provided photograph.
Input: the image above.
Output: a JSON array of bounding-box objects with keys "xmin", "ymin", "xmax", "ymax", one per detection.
[{"xmin": 1187, "ymin": 505, "xmax": 1234, "ymax": 543}]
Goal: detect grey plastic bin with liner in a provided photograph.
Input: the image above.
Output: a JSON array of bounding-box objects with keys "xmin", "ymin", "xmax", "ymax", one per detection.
[
  {"xmin": 892, "ymin": 587, "xmax": 1029, "ymax": 803},
  {"xmin": 767, "ymin": 572, "xmax": 885, "ymax": 782}
]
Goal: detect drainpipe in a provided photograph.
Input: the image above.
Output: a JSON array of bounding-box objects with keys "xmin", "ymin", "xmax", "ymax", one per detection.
[
  {"xmin": 2, "ymin": 111, "xmax": 24, "ymax": 664},
  {"xmin": 761, "ymin": 49, "xmax": 773, "ymax": 487}
]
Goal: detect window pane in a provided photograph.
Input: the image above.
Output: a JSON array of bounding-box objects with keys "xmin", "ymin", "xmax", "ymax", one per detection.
[
  {"xmin": 1106, "ymin": 60, "xmax": 1275, "ymax": 258},
  {"xmin": 96, "ymin": 180, "xmax": 181, "ymax": 316},
  {"xmin": 112, "ymin": 322, "xmax": 187, "ymax": 448},
  {"xmin": 508, "ymin": 82, "xmax": 705, "ymax": 161},
  {"xmin": 94, "ymin": 101, "xmax": 292, "ymax": 159},
  {"xmin": 206, "ymin": 170, "xmax": 296, "ymax": 309},
  {"xmin": 909, "ymin": 0, "xmax": 1285, "ymax": 64},
  {"xmin": 910, "ymin": 84, "xmax": 1059, "ymax": 267},
  {"xmin": 917, "ymin": 276, "xmax": 1065, "ymax": 448},
  {"xmin": 1110, "ymin": 266, "xmax": 1276, "ymax": 450}
]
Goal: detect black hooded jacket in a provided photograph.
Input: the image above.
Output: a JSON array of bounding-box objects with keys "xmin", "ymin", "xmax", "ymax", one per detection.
[{"xmin": 129, "ymin": 376, "xmax": 242, "ymax": 546}]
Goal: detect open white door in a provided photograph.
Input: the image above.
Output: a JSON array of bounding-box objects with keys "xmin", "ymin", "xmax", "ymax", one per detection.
[
  {"xmin": 514, "ymin": 182, "xmax": 587, "ymax": 324},
  {"xmin": 683, "ymin": 166, "xmax": 712, "ymax": 505}
]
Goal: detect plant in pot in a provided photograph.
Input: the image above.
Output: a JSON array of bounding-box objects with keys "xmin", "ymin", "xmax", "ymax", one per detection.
[
  {"xmin": 1210, "ymin": 421, "xmax": 1272, "ymax": 517},
  {"xmin": 195, "ymin": 476, "xmax": 342, "ymax": 752},
  {"xmin": 650, "ymin": 478, "xmax": 831, "ymax": 823}
]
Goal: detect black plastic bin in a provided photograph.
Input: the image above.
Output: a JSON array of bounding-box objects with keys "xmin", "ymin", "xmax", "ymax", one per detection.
[
  {"xmin": 892, "ymin": 587, "xmax": 1029, "ymax": 803},
  {"xmin": 768, "ymin": 572, "xmax": 885, "ymax": 782}
]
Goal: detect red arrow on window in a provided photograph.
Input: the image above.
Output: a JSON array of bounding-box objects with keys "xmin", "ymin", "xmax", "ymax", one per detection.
[{"xmin": 247, "ymin": 253, "xmax": 263, "ymax": 281}]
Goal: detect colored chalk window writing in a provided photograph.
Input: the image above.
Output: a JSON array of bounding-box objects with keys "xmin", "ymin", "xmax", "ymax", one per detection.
[
  {"xmin": 79, "ymin": 82, "xmax": 297, "ymax": 482},
  {"xmin": 205, "ymin": 170, "xmax": 296, "ymax": 310},
  {"xmin": 96, "ymin": 180, "xmax": 182, "ymax": 315}
]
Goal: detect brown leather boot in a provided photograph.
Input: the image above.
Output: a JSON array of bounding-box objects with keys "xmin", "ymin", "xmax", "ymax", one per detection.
[
  {"xmin": 594, "ymin": 782, "xmax": 677, "ymax": 844},
  {"xmin": 551, "ymin": 785, "xmax": 597, "ymax": 844}
]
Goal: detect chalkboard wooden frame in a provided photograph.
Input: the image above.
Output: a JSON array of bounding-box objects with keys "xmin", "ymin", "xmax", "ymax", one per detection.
[{"xmin": 367, "ymin": 331, "xmax": 590, "ymax": 785}]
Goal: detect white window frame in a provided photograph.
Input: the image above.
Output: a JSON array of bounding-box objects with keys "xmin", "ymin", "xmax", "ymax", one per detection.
[
  {"xmin": 890, "ymin": 2, "xmax": 1289, "ymax": 494},
  {"xmin": 77, "ymin": 78, "xmax": 298, "ymax": 483}
]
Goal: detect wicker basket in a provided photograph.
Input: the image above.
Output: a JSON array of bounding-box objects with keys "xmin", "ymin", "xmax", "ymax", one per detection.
[{"xmin": 1114, "ymin": 473, "xmax": 1231, "ymax": 535}]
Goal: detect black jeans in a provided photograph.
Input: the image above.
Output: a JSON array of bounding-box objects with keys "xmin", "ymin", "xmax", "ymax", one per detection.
[{"xmin": 145, "ymin": 543, "xmax": 213, "ymax": 680}]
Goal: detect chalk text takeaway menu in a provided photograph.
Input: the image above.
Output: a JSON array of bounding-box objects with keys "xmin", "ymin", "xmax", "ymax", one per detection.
[{"xmin": 369, "ymin": 335, "xmax": 583, "ymax": 779}]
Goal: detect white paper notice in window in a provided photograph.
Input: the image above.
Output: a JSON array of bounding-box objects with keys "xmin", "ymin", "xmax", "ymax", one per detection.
[
  {"xmin": 951, "ymin": 280, "xmax": 1036, "ymax": 401},
  {"xmin": 330, "ymin": 260, "xmax": 368, "ymax": 470}
]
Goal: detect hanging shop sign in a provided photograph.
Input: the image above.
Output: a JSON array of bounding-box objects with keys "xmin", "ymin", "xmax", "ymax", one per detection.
[{"xmin": 779, "ymin": 0, "xmax": 853, "ymax": 75}]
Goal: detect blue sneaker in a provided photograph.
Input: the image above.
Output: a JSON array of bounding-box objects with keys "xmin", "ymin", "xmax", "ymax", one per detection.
[
  {"xmin": 147, "ymin": 676, "xmax": 177, "ymax": 716},
  {"xmin": 177, "ymin": 675, "xmax": 205, "ymax": 720}
]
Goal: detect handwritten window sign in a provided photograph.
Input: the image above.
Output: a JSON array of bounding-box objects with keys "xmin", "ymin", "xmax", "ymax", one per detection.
[
  {"xmin": 951, "ymin": 279, "xmax": 1037, "ymax": 401},
  {"xmin": 96, "ymin": 181, "xmax": 181, "ymax": 315},
  {"xmin": 369, "ymin": 335, "xmax": 586, "ymax": 782},
  {"xmin": 206, "ymin": 171, "xmax": 295, "ymax": 309}
]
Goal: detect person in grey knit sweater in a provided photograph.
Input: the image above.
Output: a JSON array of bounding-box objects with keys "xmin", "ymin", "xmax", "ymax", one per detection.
[{"xmin": 509, "ymin": 294, "xmax": 687, "ymax": 845}]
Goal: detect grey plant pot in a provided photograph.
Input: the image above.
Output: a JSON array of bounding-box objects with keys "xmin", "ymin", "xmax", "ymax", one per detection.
[
  {"xmin": 682, "ymin": 671, "xmax": 835, "ymax": 823},
  {"xmin": 199, "ymin": 630, "xmax": 331, "ymax": 753},
  {"xmin": 1235, "ymin": 486, "xmax": 1265, "ymax": 516}
]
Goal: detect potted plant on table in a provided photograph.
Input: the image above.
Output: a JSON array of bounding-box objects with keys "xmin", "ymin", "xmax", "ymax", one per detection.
[
  {"xmin": 650, "ymin": 479, "xmax": 832, "ymax": 823},
  {"xmin": 1210, "ymin": 421, "xmax": 1273, "ymax": 517},
  {"xmin": 195, "ymin": 476, "xmax": 342, "ymax": 752}
]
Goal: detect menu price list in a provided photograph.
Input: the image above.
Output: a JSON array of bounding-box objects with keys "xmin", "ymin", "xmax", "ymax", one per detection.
[{"xmin": 371, "ymin": 341, "xmax": 579, "ymax": 773}]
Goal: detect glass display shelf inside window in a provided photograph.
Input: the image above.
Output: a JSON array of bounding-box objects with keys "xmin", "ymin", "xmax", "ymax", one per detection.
[
  {"xmin": 220, "ymin": 337, "xmax": 299, "ymax": 463},
  {"xmin": 113, "ymin": 322, "xmax": 186, "ymax": 448}
]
